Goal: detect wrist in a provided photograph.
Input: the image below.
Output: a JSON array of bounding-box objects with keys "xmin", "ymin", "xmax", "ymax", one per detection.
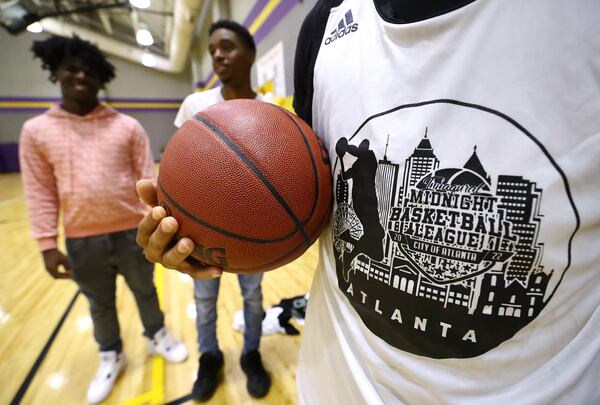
[{"xmin": 38, "ymin": 237, "xmax": 57, "ymax": 252}]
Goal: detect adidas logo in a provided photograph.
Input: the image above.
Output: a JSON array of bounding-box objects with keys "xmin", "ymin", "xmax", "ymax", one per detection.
[{"xmin": 324, "ymin": 10, "xmax": 358, "ymax": 45}]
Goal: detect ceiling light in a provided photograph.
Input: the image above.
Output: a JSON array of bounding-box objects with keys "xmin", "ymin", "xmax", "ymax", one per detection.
[
  {"xmin": 26, "ymin": 21, "xmax": 42, "ymax": 33},
  {"xmin": 129, "ymin": 0, "xmax": 151, "ymax": 9},
  {"xmin": 0, "ymin": 0, "xmax": 40, "ymax": 34},
  {"xmin": 136, "ymin": 28, "xmax": 153, "ymax": 46},
  {"xmin": 141, "ymin": 52, "xmax": 156, "ymax": 67}
]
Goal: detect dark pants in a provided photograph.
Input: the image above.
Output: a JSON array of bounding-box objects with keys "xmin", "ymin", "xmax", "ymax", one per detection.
[{"xmin": 66, "ymin": 229, "xmax": 164, "ymax": 352}]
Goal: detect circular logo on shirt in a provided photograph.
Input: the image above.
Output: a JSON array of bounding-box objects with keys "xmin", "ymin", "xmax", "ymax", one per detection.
[{"xmin": 332, "ymin": 100, "xmax": 579, "ymax": 358}]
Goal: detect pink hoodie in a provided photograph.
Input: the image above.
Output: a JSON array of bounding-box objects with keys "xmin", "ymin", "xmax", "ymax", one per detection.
[{"xmin": 19, "ymin": 103, "xmax": 156, "ymax": 251}]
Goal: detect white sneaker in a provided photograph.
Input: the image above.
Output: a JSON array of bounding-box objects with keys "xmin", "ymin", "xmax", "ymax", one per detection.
[
  {"xmin": 87, "ymin": 351, "xmax": 127, "ymax": 404},
  {"xmin": 147, "ymin": 327, "xmax": 188, "ymax": 363}
]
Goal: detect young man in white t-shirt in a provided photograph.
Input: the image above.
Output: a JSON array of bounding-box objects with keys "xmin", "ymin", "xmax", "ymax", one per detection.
[
  {"xmin": 164, "ymin": 20, "xmax": 271, "ymax": 401},
  {"xmin": 291, "ymin": 0, "xmax": 600, "ymax": 403},
  {"xmin": 137, "ymin": 1, "xmax": 600, "ymax": 403}
]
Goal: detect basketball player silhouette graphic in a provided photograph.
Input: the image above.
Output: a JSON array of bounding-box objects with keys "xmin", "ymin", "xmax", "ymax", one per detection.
[{"xmin": 336, "ymin": 138, "xmax": 385, "ymax": 281}]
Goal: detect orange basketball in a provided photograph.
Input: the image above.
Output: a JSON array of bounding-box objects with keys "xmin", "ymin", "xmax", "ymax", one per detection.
[{"xmin": 157, "ymin": 99, "xmax": 332, "ymax": 272}]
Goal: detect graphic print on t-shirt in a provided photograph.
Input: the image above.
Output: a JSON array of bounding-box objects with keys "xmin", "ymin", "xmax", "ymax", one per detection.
[{"xmin": 332, "ymin": 100, "xmax": 578, "ymax": 358}]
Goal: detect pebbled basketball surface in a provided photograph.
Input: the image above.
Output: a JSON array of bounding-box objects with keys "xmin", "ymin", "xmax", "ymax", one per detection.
[{"xmin": 158, "ymin": 99, "xmax": 332, "ymax": 272}]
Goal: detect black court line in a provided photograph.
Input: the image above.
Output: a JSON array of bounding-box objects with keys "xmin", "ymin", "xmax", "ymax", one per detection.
[
  {"xmin": 10, "ymin": 290, "xmax": 80, "ymax": 405},
  {"xmin": 164, "ymin": 394, "xmax": 193, "ymax": 404}
]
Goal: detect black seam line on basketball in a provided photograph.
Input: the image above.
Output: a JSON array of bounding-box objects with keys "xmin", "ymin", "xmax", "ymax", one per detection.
[
  {"xmin": 159, "ymin": 182, "xmax": 297, "ymax": 244},
  {"xmin": 226, "ymin": 203, "xmax": 330, "ymax": 272},
  {"xmin": 275, "ymin": 105, "xmax": 320, "ymax": 227},
  {"xmin": 10, "ymin": 291, "xmax": 80, "ymax": 405},
  {"xmin": 194, "ymin": 112, "xmax": 311, "ymax": 246}
]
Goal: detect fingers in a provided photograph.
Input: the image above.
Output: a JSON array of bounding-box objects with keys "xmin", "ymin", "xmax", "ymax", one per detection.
[
  {"xmin": 136, "ymin": 179, "xmax": 158, "ymax": 207},
  {"xmin": 54, "ymin": 269, "xmax": 73, "ymax": 279},
  {"xmin": 57, "ymin": 255, "xmax": 73, "ymax": 279},
  {"xmin": 60, "ymin": 254, "xmax": 72, "ymax": 271},
  {"xmin": 161, "ymin": 237, "xmax": 194, "ymax": 268},
  {"xmin": 137, "ymin": 206, "xmax": 166, "ymax": 248},
  {"xmin": 177, "ymin": 261, "xmax": 223, "ymax": 280},
  {"xmin": 46, "ymin": 264, "xmax": 60, "ymax": 279},
  {"xmin": 43, "ymin": 249, "xmax": 72, "ymax": 279},
  {"xmin": 156, "ymin": 236, "xmax": 223, "ymax": 280},
  {"xmin": 47, "ymin": 263, "xmax": 72, "ymax": 279},
  {"xmin": 144, "ymin": 216, "xmax": 179, "ymax": 263},
  {"xmin": 135, "ymin": 201, "xmax": 224, "ymax": 280}
]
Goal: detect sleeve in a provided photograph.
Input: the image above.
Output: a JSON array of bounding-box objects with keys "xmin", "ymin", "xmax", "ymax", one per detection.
[
  {"xmin": 293, "ymin": 0, "xmax": 338, "ymax": 127},
  {"xmin": 18, "ymin": 124, "xmax": 59, "ymax": 251},
  {"xmin": 174, "ymin": 94, "xmax": 194, "ymax": 128},
  {"xmin": 130, "ymin": 119, "xmax": 157, "ymax": 181}
]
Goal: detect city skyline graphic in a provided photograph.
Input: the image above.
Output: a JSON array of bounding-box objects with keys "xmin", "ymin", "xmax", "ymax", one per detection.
[{"xmin": 332, "ymin": 126, "xmax": 556, "ymax": 358}]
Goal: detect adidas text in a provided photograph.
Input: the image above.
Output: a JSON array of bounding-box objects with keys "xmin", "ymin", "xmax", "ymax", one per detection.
[{"xmin": 325, "ymin": 23, "xmax": 358, "ymax": 45}]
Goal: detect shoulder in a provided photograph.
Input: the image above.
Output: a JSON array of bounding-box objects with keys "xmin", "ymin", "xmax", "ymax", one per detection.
[
  {"xmin": 108, "ymin": 107, "xmax": 138, "ymax": 126},
  {"xmin": 22, "ymin": 114, "xmax": 48, "ymax": 129},
  {"xmin": 103, "ymin": 107, "xmax": 146, "ymax": 135},
  {"xmin": 111, "ymin": 109, "xmax": 136, "ymax": 123},
  {"xmin": 298, "ymin": 0, "xmax": 341, "ymax": 43},
  {"xmin": 21, "ymin": 113, "xmax": 52, "ymax": 138},
  {"xmin": 294, "ymin": 0, "xmax": 342, "ymax": 125},
  {"xmin": 183, "ymin": 87, "xmax": 221, "ymax": 105}
]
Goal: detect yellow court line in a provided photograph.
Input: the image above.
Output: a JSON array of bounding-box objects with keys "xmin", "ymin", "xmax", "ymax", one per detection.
[{"xmin": 119, "ymin": 265, "xmax": 165, "ymax": 405}]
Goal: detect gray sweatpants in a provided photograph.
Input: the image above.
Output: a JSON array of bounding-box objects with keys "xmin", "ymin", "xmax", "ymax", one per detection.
[{"xmin": 66, "ymin": 228, "xmax": 164, "ymax": 352}]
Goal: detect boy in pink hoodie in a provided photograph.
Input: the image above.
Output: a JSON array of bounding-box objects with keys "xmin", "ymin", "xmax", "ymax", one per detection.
[{"xmin": 19, "ymin": 36, "xmax": 188, "ymax": 404}]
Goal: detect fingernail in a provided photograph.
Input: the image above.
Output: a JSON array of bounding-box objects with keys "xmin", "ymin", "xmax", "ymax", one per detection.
[
  {"xmin": 151, "ymin": 207, "xmax": 164, "ymax": 220},
  {"xmin": 161, "ymin": 218, "xmax": 175, "ymax": 232},
  {"xmin": 212, "ymin": 272, "xmax": 222, "ymax": 278},
  {"xmin": 177, "ymin": 239, "xmax": 193, "ymax": 253}
]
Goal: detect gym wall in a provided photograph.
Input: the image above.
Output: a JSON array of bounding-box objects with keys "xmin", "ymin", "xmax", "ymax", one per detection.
[
  {"xmin": 0, "ymin": 0, "xmax": 318, "ymax": 172},
  {"xmin": 0, "ymin": 28, "xmax": 191, "ymax": 169}
]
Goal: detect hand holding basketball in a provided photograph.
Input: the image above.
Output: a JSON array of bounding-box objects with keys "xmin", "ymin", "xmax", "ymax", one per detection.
[
  {"xmin": 136, "ymin": 179, "xmax": 223, "ymax": 279},
  {"xmin": 157, "ymin": 99, "xmax": 332, "ymax": 273}
]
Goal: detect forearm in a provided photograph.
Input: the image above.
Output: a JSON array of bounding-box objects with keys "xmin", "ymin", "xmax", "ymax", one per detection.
[{"xmin": 19, "ymin": 130, "xmax": 60, "ymax": 251}]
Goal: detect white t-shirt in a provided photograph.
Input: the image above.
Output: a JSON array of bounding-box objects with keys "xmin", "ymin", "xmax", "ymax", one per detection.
[
  {"xmin": 295, "ymin": 0, "xmax": 600, "ymax": 403},
  {"xmin": 174, "ymin": 86, "xmax": 274, "ymax": 128}
]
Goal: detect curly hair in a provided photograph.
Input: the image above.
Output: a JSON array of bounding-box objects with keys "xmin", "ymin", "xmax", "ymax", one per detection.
[
  {"xmin": 209, "ymin": 20, "xmax": 256, "ymax": 52},
  {"xmin": 31, "ymin": 35, "xmax": 116, "ymax": 85}
]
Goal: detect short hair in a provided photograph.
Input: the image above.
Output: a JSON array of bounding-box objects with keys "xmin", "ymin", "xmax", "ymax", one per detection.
[
  {"xmin": 31, "ymin": 35, "xmax": 116, "ymax": 85},
  {"xmin": 209, "ymin": 20, "xmax": 256, "ymax": 52}
]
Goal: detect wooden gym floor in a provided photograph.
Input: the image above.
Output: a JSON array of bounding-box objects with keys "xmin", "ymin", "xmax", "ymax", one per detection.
[{"xmin": 0, "ymin": 172, "xmax": 317, "ymax": 405}]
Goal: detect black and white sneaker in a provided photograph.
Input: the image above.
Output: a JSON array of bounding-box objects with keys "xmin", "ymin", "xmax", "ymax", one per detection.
[
  {"xmin": 147, "ymin": 327, "xmax": 188, "ymax": 363},
  {"xmin": 87, "ymin": 350, "xmax": 127, "ymax": 404}
]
